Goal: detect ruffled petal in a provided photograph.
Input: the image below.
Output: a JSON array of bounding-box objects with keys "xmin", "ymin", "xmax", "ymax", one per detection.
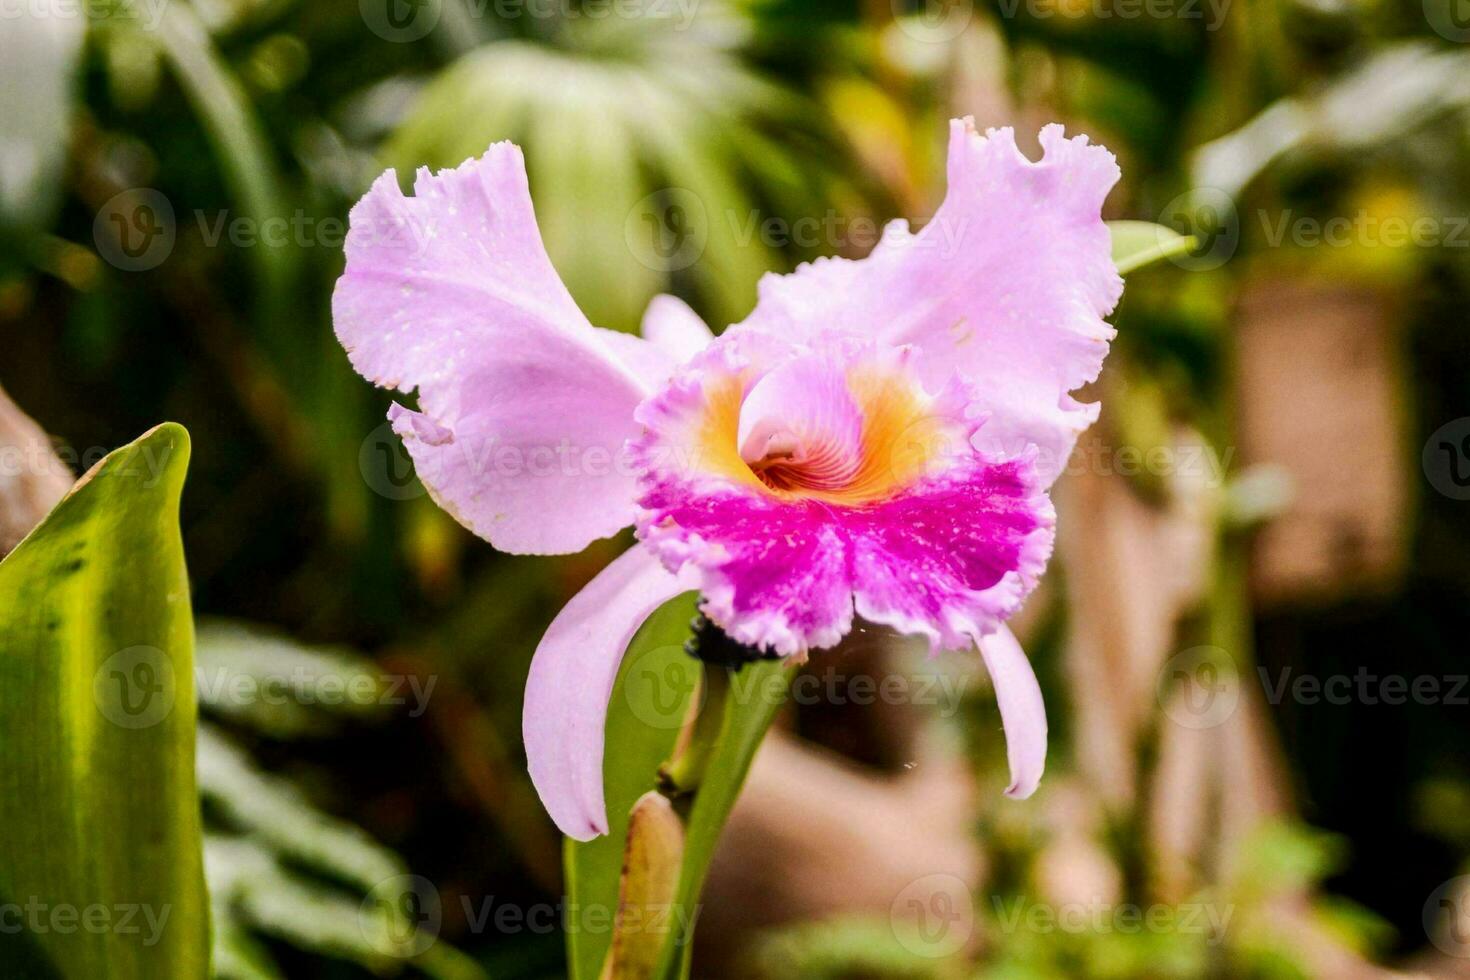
[
  {"xmin": 850, "ymin": 454, "xmax": 1055, "ymax": 653},
  {"xmin": 640, "ymin": 482, "xmax": 856, "ymax": 655},
  {"xmin": 633, "ymin": 334, "xmax": 1052, "ymax": 656},
  {"xmin": 640, "ymin": 294, "xmax": 714, "ymax": 364},
  {"xmin": 522, "ymin": 547, "xmax": 697, "ymax": 840},
  {"xmin": 734, "ymin": 121, "xmax": 1122, "ymax": 485},
  {"xmin": 334, "ymin": 144, "xmax": 649, "ymax": 554},
  {"xmin": 975, "ymin": 624, "xmax": 1047, "ymax": 799}
]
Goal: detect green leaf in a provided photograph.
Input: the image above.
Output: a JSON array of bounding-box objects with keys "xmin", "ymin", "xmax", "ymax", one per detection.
[
  {"xmin": 657, "ymin": 659, "xmax": 794, "ymax": 979},
  {"xmin": 564, "ymin": 595, "xmax": 699, "ymax": 980},
  {"xmin": 148, "ymin": 1, "xmax": 295, "ymax": 327},
  {"xmin": 0, "ymin": 423, "xmax": 209, "ymax": 979},
  {"xmin": 195, "ymin": 620, "xmax": 394, "ymax": 738},
  {"xmin": 197, "ymin": 724, "xmax": 403, "ymax": 894},
  {"xmin": 1109, "ymin": 220, "xmax": 1199, "ymax": 275}
]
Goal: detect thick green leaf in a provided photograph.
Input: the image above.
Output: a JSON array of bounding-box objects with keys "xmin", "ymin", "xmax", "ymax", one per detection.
[
  {"xmin": 1108, "ymin": 219, "xmax": 1199, "ymax": 275},
  {"xmin": 657, "ymin": 659, "xmax": 794, "ymax": 979},
  {"xmin": 0, "ymin": 423, "xmax": 209, "ymax": 979},
  {"xmin": 564, "ymin": 594, "xmax": 699, "ymax": 980}
]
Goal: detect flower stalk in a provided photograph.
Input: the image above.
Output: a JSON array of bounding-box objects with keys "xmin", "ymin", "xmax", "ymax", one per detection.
[
  {"xmin": 658, "ymin": 663, "xmax": 729, "ymax": 798},
  {"xmin": 599, "ymin": 625, "xmax": 798, "ymax": 979}
]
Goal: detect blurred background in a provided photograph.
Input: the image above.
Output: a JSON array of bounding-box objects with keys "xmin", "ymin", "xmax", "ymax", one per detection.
[{"xmin": 3, "ymin": 0, "xmax": 1470, "ymax": 976}]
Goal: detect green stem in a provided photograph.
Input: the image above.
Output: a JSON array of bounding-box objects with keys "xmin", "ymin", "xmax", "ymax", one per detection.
[
  {"xmin": 658, "ymin": 663, "xmax": 730, "ymax": 796},
  {"xmin": 655, "ymin": 658, "xmax": 796, "ymax": 979}
]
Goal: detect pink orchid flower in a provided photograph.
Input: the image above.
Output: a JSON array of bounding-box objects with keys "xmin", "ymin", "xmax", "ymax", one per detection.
[{"xmin": 334, "ymin": 119, "xmax": 1123, "ymax": 841}]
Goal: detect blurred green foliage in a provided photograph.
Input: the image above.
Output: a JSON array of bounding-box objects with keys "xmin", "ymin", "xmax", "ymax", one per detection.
[{"xmin": 3, "ymin": 0, "xmax": 1470, "ymax": 975}]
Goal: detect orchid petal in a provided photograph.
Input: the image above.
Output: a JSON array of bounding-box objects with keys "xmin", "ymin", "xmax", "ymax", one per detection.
[
  {"xmin": 640, "ymin": 294, "xmax": 714, "ymax": 364},
  {"xmin": 734, "ymin": 121, "xmax": 1123, "ymax": 485},
  {"xmin": 334, "ymin": 144, "xmax": 648, "ymax": 554},
  {"xmin": 523, "ymin": 546, "xmax": 697, "ymax": 840},
  {"xmin": 976, "ymin": 624, "xmax": 1047, "ymax": 799},
  {"xmin": 595, "ymin": 327, "xmax": 678, "ymax": 389}
]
